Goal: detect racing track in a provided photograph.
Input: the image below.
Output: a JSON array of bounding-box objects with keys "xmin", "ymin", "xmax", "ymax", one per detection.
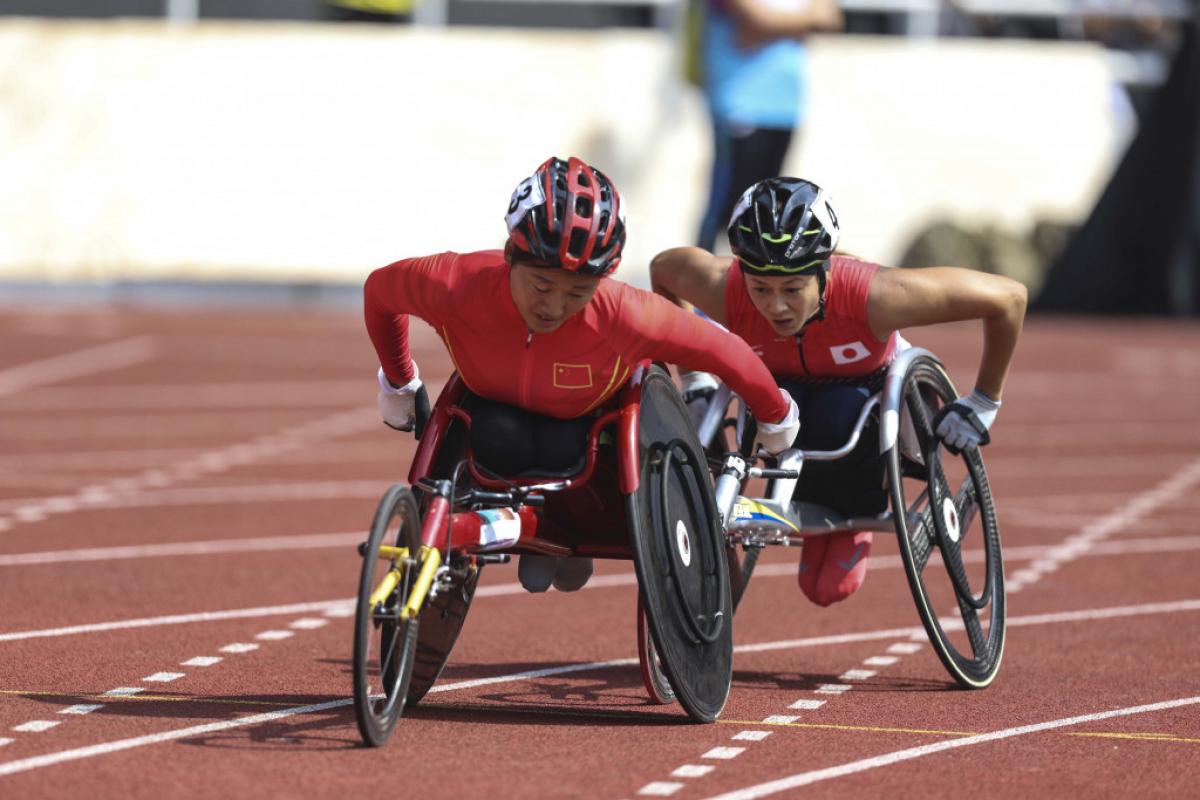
[{"xmin": 1, "ymin": 304, "xmax": 1199, "ymax": 798}]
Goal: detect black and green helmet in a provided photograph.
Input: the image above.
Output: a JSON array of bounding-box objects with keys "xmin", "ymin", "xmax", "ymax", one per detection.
[{"xmin": 727, "ymin": 178, "xmax": 840, "ymax": 276}]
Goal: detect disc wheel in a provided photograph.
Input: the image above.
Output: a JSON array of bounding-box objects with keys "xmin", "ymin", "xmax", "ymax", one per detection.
[
  {"xmin": 887, "ymin": 355, "xmax": 1005, "ymax": 688},
  {"xmin": 353, "ymin": 484, "xmax": 422, "ymax": 746},
  {"xmin": 637, "ymin": 597, "xmax": 676, "ymax": 705},
  {"xmin": 628, "ymin": 366, "xmax": 733, "ymax": 723}
]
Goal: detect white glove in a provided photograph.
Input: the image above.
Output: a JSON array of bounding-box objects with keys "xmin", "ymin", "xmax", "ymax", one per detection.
[
  {"xmin": 377, "ymin": 365, "xmax": 422, "ymax": 432},
  {"xmin": 756, "ymin": 389, "xmax": 800, "ymax": 456},
  {"xmin": 680, "ymin": 370, "xmax": 719, "ymax": 430},
  {"xmin": 934, "ymin": 389, "xmax": 1000, "ymax": 454}
]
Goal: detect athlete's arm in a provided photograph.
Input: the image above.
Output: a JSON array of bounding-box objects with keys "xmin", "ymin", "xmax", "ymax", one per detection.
[
  {"xmin": 727, "ymin": 0, "xmax": 843, "ymax": 44},
  {"xmin": 620, "ymin": 288, "xmax": 789, "ymax": 423},
  {"xmin": 649, "ymin": 247, "xmax": 731, "ymax": 325},
  {"xmin": 867, "ymin": 266, "xmax": 1027, "ymax": 400},
  {"xmin": 363, "ymin": 253, "xmax": 456, "ymax": 386}
]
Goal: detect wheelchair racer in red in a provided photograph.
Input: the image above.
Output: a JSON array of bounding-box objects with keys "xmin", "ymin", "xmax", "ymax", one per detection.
[
  {"xmin": 651, "ymin": 178, "xmax": 1027, "ymax": 607},
  {"xmin": 364, "ymin": 156, "xmax": 801, "ymax": 593}
]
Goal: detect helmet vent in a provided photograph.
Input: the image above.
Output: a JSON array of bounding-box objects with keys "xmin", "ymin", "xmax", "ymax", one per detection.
[
  {"xmin": 568, "ymin": 228, "xmax": 588, "ymax": 258},
  {"xmin": 575, "ymin": 196, "xmax": 593, "ymax": 218}
]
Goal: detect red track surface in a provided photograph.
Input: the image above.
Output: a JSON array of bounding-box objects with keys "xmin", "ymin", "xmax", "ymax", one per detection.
[{"xmin": 2, "ymin": 305, "xmax": 1199, "ymax": 798}]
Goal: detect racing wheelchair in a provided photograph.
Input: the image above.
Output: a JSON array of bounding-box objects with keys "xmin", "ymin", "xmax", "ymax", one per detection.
[
  {"xmin": 637, "ymin": 346, "xmax": 1006, "ymax": 705},
  {"xmin": 352, "ymin": 363, "xmax": 733, "ymax": 746}
]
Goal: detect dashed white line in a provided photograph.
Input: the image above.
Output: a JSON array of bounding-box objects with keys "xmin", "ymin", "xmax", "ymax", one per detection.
[
  {"xmin": 639, "ymin": 782, "xmax": 685, "ymax": 796},
  {"xmin": 863, "ymin": 656, "xmax": 899, "ymax": 666},
  {"xmin": 255, "ymin": 631, "xmax": 293, "ymax": 641},
  {"xmin": 0, "ymin": 738, "xmax": 12, "ymax": 747},
  {"xmin": 788, "ymin": 699, "xmax": 826, "ymax": 711},
  {"xmin": 732, "ymin": 731, "xmax": 772, "ymax": 742},
  {"xmin": 219, "ymin": 643, "xmax": 260, "ymax": 654},
  {"xmin": 58, "ymin": 705, "xmax": 103, "ymax": 715},
  {"xmin": 181, "ymin": 657, "xmax": 222, "ymax": 667},
  {"xmin": 288, "ymin": 618, "xmax": 328, "ymax": 630},
  {"xmin": 838, "ymin": 670, "xmax": 877, "ymax": 681},
  {"xmin": 0, "ymin": 337, "xmax": 159, "ymax": 397},
  {"xmin": 674, "ymin": 765, "xmax": 717, "ymax": 777},
  {"xmin": 12, "ymin": 721, "xmax": 60, "ymax": 733},
  {"xmin": 815, "ymin": 684, "xmax": 852, "ymax": 695},
  {"xmin": 702, "ymin": 747, "xmax": 746, "ymax": 760},
  {"xmin": 102, "ymin": 687, "xmax": 144, "ymax": 697},
  {"xmin": 142, "ymin": 672, "xmax": 185, "ymax": 683},
  {"xmin": 763, "ymin": 715, "xmax": 800, "ymax": 724}
]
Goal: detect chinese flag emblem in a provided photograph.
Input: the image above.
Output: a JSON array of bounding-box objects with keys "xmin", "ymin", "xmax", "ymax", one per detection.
[{"xmin": 553, "ymin": 363, "xmax": 593, "ymax": 389}]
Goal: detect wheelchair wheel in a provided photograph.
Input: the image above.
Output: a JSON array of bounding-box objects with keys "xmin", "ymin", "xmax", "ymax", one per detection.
[
  {"xmin": 628, "ymin": 365, "xmax": 733, "ymax": 723},
  {"xmin": 886, "ymin": 354, "xmax": 1005, "ymax": 689},
  {"xmin": 637, "ymin": 598, "xmax": 676, "ymax": 705},
  {"xmin": 353, "ymin": 484, "xmax": 422, "ymax": 746}
]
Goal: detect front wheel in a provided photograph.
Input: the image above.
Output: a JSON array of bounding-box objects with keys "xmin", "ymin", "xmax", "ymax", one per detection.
[
  {"xmin": 353, "ymin": 484, "xmax": 423, "ymax": 746},
  {"xmin": 887, "ymin": 355, "xmax": 1005, "ymax": 689}
]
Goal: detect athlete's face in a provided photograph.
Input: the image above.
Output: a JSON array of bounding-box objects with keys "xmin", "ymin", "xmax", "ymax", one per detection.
[
  {"xmin": 743, "ymin": 272, "xmax": 821, "ymax": 336},
  {"xmin": 509, "ymin": 263, "xmax": 602, "ymax": 334}
]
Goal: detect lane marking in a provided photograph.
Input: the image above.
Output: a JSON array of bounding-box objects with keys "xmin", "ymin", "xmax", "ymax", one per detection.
[
  {"xmin": 719, "ymin": 719, "xmax": 976, "ymax": 737},
  {"xmin": 12, "ymin": 721, "xmax": 59, "ymax": 733},
  {"xmin": 638, "ymin": 783, "xmax": 684, "ymax": 796},
  {"xmin": 838, "ymin": 670, "xmax": 877, "ymax": 681},
  {"xmin": 219, "ymin": 643, "xmax": 259, "ymax": 654},
  {"xmin": 0, "ymin": 337, "xmax": 158, "ymax": 397},
  {"xmin": 704, "ymin": 696, "xmax": 1200, "ymax": 800},
  {"xmin": 886, "ymin": 643, "xmax": 921, "ymax": 655},
  {"xmin": 288, "ymin": 618, "xmax": 328, "ymax": 630},
  {"xmin": 0, "ymin": 483, "xmax": 388, "ymax": 516},
  {"xmin": 732, "ymin": 731, "xmax": 772, "ymax": 742},
  {"xmin": 1066, "ymin": 731, "xmax": 1200, "ymax": 744},
  {"xmin": 763, "ymin": 715, "xmax": 799, "ymax": 724},
  {"xmin": 788, "ymin": 700, "xmax": 826, "ymax": 711},
  {"xmin": 674, "ymin": 765, "xmax": 716, "ymax": 777},
  {"xmin": 426, "ymin": 658, "xmax": 637, "ymax": 695},
  {"xmin": 815, "ymin": 685, "xmax": 852, "ymax": 695},
  {"xmin": 181, "ymin": 657, "xmax": 221, "ymax": 667},
  {"xmin": 58, "ymin": 705, "xmax": 103, "ymax": 715},
  {"xmin": 863, "ymin": 656, "xmax": 898, "ymax": 666},
  {"xmin": 102, "ymin": 688, "xmax": 143, "ymax": 697},
  {"xmin": 0, "ymin": 532, "xmax": 362, "ymax": 567},
  {"xmin": 0, "ymin": 739, "xmax": 11, "ymax": 747},
  {"xmin": 702, "ymin": 747, "xmax": 745, "ymax": 760},
  {"xmin": 254, "ymin": 631, "xmax": 293, "ymax": 641},
  {"xmin": 141, "ymin": 673, "xmax": 184, "ymax": 683}
]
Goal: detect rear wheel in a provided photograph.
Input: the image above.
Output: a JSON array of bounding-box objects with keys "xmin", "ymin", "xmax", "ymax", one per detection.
[
  {"xmin": 637, "ymin": 598, "xmax": 676, "ymax": 705},
  {"xmin": 353, "ymin": 485, "xmax": 422, "ymax": 746},
  {"xmin": 887, "ymin": 355, "xmax": 1005, "ymax": 688}
]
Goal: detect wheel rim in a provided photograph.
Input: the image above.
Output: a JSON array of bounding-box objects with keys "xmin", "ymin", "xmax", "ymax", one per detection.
[{"xmin": 890, "ymin": 358, "xmax": 1005, "ymax": 688}]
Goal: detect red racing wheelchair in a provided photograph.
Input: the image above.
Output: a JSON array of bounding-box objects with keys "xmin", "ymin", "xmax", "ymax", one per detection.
[{"xmin": 351, "ymin": 363, "xmax": 731, "ymax": 746}]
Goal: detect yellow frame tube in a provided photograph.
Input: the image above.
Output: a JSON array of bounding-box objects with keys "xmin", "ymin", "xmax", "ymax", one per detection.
[
  {"xmin": 376, "ymin": 545, "xmax": 408, "ymax": 560},
  {"xmin": 401, "ymin": 545, "xmax": 442, "ymax": 621},
  {"xmin": 367, "ymin": 568, "xmax": 402, "ymax": 609}
]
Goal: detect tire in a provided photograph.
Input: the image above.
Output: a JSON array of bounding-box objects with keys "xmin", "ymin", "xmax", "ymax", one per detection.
[
  {"xmin": 353, "ymin": 485, "xmax": 422, "ymax": 746},
  {"xmin": 628, "ymin": 365, "xmax": 733, "ymax": 723},
  {"xmin": 887, "ymin": 355, "xmax": 1005, "ymax": 689},
  {"xmin": 637, "ymin": 597, "xmax": 676, "ymax": 705}
]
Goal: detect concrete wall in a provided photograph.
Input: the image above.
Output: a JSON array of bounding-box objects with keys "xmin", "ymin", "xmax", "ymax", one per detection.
[{"xmin": 0, "ymin": 19, "xmax": 1126, "ymax": 287}]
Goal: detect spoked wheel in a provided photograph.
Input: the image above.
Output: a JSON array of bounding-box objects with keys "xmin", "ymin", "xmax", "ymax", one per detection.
[
  {"xmin": 637, "ymin": 597, "xmax": 676, "ymax": 705},
  {"xmin": 628, "ymin": 366, "xmax": 733, "ymax": 723},
  {"xmin": 887, "ymin": 354, "xmax": 1005, "ymax": 689},
  {"xmin": 353, "ymin": 484, "xmax": 423, "ymax": 746}
]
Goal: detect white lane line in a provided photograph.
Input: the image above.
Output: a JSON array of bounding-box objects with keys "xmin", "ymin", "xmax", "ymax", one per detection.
[
  {"xmin": 674, "ymin": 765, "xmax": 717, "ymax": 777},
  {"xmin": 887, "ymin": 643, "xmax": 922, "ymax": 655},
  {"xmin": 0, "ymin": 532, "xmax": 362, "ymax": 567},
  {"xmin": 638, "ymin": 783, "xmax": 684, "ymax": 796},
  {"xmin": 0, "ymin": 698, "xmax": 351, "ymax": 778},
  {"xmin": 288, "ymin": 618, "xmax": 328, "ymax": 630},
  {"xmin": 0, "ymin": 739, "xmax": 11, "ymax": 747},
  {"xmin": 863, "ymin": 656, "xmax": 899, "ymax": 666},
  {"xmin": 0, "ymin": 600, "xmax": 351, "ymax": 642},
  {"xmin": 732, "ymin": 731, "xmax": 772, "ymax": 742},
  {"xmin": 0, "ymin": 483, "xmax": 388, "ymax": 516},
  {"xmin": 703, "ymin": 696, "xmax": 1200, "ymax": 800},
  {"xmin": 702, "ymin": 747, "xmax": 746, "ymax": 760},
  {"xmin": 254, "ymin": 631, "xmax": 293, "ymax": 641},
  {"xmin": 58, "ymin": 705, "xmax": 103, "ymax": 715},
  {"xmin": 815, "ymin": 685, "xmax": 852, "ymax": 695},
  {"xmin": 141, "ymin": 672, "xmax": 184, "ymax": 683},
  {"xmin": 838, "ymin": 670, "xmax": 877, "ymax": 682},
  {"xmin": 181, "ymin": 657, "xmax": 222, "ymax": 667},
  {"xmin": 0, "ymin": 380, "xmax": 365, "ymax": 411},
  {"xmin": 219, "ymin": 643, "xmax": 259, "ymax": 654},
  {"xmin": 426, "ymin": 658, "xmax": 637, "ymax": 695},
  {"xmin": 102, "ymin": 688, "xmax": 144, "ymax": 697},
  {"xmin": 0, "ymin": 337, "xmax": 159, "ymax": 397},
  {"xmin": 763, "ymin": 715, "xmax": 800, "ymax": 724},
  {"xmin": 12, "ymin": 721, "xmax": 59, "ymax": 733},
  {"xmin": 788, "ymin": 699, "xmax": 826, "ymax": 711}
]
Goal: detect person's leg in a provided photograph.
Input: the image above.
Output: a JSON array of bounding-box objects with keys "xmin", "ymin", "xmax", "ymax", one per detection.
[
  {"xmin": 790, "ymin": 384, "xmax": 883, "ymax": 606},
  {"xmin": 468, "ymin": 398, "xmax": 535, "ymax": 476},
  {"xmin": 697, "ymin": 113, "xmax": 735, "ymax": 251}
]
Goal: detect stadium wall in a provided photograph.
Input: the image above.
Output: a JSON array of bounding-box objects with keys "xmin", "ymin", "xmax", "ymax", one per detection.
[{"xmin": 0, "ymin": 19, "xmax": 1125, "ymax": 288}]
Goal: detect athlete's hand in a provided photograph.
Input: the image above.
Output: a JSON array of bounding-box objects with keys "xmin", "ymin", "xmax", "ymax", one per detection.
[
  {"xmin": 680, "ymin": 370, "xmax": 719, "ymax": 430},
  {"xmin": 376, "ymin": 365, "xmax": 422, "ymax": 432},
  {"xmin": 756, "ymin": 390, "xmax": 800, "ymax": 456},
  {"xmin": 934, "ymin": 389, "xmax": 1000, "ymax": 455}
]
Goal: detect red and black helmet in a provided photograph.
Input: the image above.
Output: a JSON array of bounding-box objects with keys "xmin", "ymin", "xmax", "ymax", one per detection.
[{"xmin": 504, "ymin": 156, "xmax": 626, "ymax": 277}]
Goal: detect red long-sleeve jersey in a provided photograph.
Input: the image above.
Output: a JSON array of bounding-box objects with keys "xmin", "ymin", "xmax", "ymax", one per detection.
[{"xmin": 364, "ymin": 250, "xmax": 788, "ymax": 422}]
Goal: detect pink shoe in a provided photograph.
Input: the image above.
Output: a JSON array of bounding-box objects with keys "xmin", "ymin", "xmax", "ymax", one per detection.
[{"xmin": 798, "ymin": 531, "xmax": 873, "ymax": 607}]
